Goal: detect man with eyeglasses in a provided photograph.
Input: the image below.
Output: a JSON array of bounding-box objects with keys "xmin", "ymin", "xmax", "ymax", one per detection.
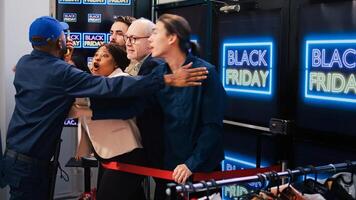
[
  {"xmin": 123, "ymin": 18, "xmax": 157, "ymax": 76},
  {"xmin": 90, "ymin": 18, "xmax": 167, "ymax": 199},
  {"xmin": 109, "ymin": 16, "xmax": 136, "ymax": 48}
]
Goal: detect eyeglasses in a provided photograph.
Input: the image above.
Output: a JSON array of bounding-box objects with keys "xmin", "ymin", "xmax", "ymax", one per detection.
[{"xmin": 123, "ymin": 35, "xmax": 149, "ymax": 45}]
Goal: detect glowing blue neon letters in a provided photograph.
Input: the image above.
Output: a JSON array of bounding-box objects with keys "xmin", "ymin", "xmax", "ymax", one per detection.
[
  {"xmin": 88, "ymin": 13, "xmax": 102, "ymax": 23},
  {"xmin": 58, "ymin": 0, "xmax": 82, "ymax": 4},
  {"xmin": 107, "ymin": 0, "xmax": 131, "ymax": 5},
  {"xmin": 69, "ymin": 33, "xmax": 82, "ymax": 48},
  {"xmin": 87, "ymin": 57, "xmax": 93, "ymax": 68},
  {"xmin": 222, "ymin": 42, "xmax": 273, "ymax": 95},
  {"xmin": 58, "ymin": 0, "xmax": 131, "ymax": 5},
  {"xmin": 305, "ymin": 39, "xmax": 356, "ymax": 103},
  {"xmin": 63, "ymin": 13, "xmax": 77, "ymax": 23},
  {"xmin": 83, "ymin": 0, "xmax": 106, "ymax": 5},
  {"xmin": 83, "ymin": 33, "xmax": 106, "ymax": 48}
]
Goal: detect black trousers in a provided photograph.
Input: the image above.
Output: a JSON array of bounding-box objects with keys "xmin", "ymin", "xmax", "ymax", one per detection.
[
  {"xmin": 96, "ymin": 148, "xmax": 147, "ymax": 200},
  {"xmin": 2, "ymin": 154, "xmax": 50, "ymax": 200}
]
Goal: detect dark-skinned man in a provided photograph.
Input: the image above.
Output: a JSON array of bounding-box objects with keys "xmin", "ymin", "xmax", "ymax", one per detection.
[{"xmin": 0, "ymin": 16, "xmax": 208, "ymax": 200}]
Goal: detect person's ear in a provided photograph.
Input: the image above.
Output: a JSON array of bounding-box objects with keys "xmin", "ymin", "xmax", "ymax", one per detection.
[
  {"xmin": 168, "ymin": 34, "xmax": 178, "ymax": 45},
  {"xmin": 57, "ymin": 39, "xmax": 63, "ymax": 49}
]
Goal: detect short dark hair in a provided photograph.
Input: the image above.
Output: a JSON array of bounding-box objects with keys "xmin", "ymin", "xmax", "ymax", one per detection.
[
  {"xmin": 97, "ymin": 43, "xmax": 130, "ymax": 71},
  {"xmin": 113, "ymin": 15, "xmax": 136, "ymax": 27}
]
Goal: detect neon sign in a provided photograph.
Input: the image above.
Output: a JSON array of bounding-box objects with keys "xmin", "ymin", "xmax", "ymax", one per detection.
[
  {"xmin": 58, "ymin": 0, "xmax": 129, "ymax": 4},
  {"xmin": 69, "ymin": 33, "xmax": 82, "ymax": 48},
  {"xmin": 222, "ymin": 41, "xmax": 274, "ymax": 96},
  {"xmin": 304, "ymin": 39, "xmax": 356, "ymax": 104},
  {"xmin": 83, "ymin": 33, "xmax": 106, "ymax": 48},
  {"xmin": 63, "ymin": 13, "xmax": 77, "ymax": 23},
  {"xmin": 87, "ymin": 57, "xmax": 93, "ymax": 68},
  {"xmin": 190, "ymin": 35, "xmax": 198, "ymax": 44},
  {"xmin": 64, "ymin": 118, "xmax": 78, "ymax": 127},
  {"xmin": 83, "ymin": 0, "xmax": 106, "ymax": 4},
  {"xmin": 58, "ymin": 0, "xmax": 82, "ymax": 4},
  {"xmin": 221, "ymin": 152, "xmax": 269, "ymax": 200},
  {"xmin": 107, "ymin": 33, "xmax": 111, "ymax": 42},
  {"xmin": 107, "ymin": 0, "xmax": 131, "ymax": 5},
  {"xmin": 88, "ymin": 13, "xmax": 102, "ymax": 23}
]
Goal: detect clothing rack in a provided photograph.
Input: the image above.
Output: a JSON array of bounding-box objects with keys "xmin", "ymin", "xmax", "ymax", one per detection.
[{"xmin": 166, "ymin": 161, "xmax": 356, "ymax": 196}]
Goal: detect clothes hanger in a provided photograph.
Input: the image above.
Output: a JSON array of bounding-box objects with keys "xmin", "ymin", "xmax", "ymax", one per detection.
[
  {"xmin": 286, "ymin": 169, "xmax": 294, "ymax": 187},
  {"xmin": 304, "ymin": 165, "xmax": 331, "ymax": 198},
  {"xmin": 178, "ymin": 183, "xmax": 188, "ymax": 200},
  {"xmin": 185, "ymin": 181, "xmax": 197, "ymax": 200},
  {"xmin": 306, "ymin": 165, "xmax": 318, "ymax": 182},
  {"xmin": 296, "ymin": 167, "xmax": 307, "ymax": 195},
  {"xmin": 257, "ymin": 173, "xmax": 268, "ymax": 190},
  {"xmin": 339, "ymin": 160, "xmax": 354, "ymax": 185},
  {"xmin": 273, "ymin": 171, "xmax": 281, "ymax": 196},
  {"xmin": 200, "ymin": 180, "xmax": 210, "ymax": 200},
  {"xmin": 328, "ymin": 164, "xmax": 337, "ymax": 173},
  {"xmin": 260, "ymin": 172, "xmax": 280, "ymax": 199},
  {"xmin": 324, "ymin": 161, "xmax": 355, "ymax": 200},
  {"xmin": 187, "ymin": 181, "xmax": 196, "ymax": 193},
  {"xmin": 167, "ymin": 182, "xmax": 178, "ymax": 200},
  {"xmin": 279, "ymin": 169, "xmax": 298, "ymax": 200},
  {"xmin": 235, "ymin": 173, "xmax": 268, "ymax": 200},
  {"xmin": 272, "ymin": 171, "xmax": 282, "ymax": 200}
]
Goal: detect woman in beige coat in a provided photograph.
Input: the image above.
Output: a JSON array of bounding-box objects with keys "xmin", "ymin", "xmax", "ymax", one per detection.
[{"xmin": 69, "ymin": 43, "xmax": 146, "ymax": 200}]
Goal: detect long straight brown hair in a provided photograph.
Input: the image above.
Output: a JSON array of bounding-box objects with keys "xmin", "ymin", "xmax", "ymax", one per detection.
[{"xmin": 157, "ymin": 14, "xmax": 200, "ymax": 56}]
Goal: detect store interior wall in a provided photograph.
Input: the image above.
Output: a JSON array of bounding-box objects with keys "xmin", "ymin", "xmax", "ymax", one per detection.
[
  {"xmin": 0, "ymin": 0, "xmax": 6, "ymax": 156},
  {"xmin": 0, "ymin": 2, "xmax": 5, "ymax": 200},
  {"xmin": 0, "ymin": 0, "xmax": 51, "ymax": 198}
]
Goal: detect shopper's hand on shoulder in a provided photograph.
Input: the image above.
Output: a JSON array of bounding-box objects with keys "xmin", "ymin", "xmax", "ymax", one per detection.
[{"xmin": 164, "ymin": 62, "xmax": 208, "ymax": 87}]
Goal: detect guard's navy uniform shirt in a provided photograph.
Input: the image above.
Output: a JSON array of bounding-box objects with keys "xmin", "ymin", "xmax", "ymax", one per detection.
[
  {"xmin": 6, "ymin": 49, "xmax": 164, "ymax": 161},
  {"xmin": 92, "ymin": 54, "xmax": 226, "ymax": 173}
]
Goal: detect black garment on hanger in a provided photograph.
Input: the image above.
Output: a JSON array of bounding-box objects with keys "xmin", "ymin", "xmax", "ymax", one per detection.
[
  {"xmin": 293, "ymin": 178, "xmax": 329, "ymax": 197},
  {"xmin": 325, "ymin": 177, "xmax": 354, "ymax": 200}
]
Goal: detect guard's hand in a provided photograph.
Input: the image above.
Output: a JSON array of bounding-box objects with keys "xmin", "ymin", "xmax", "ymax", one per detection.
[
  {"xmin": 164, "ymin": 62, "xmax": 208, "ymax": 87},
  {"xmin": 64, "ymin": 38, "xmax": 74, "ymax": 63},
  {"xmin": 172, "ymin": 164, "xmax": 193, "ymax": 184}
]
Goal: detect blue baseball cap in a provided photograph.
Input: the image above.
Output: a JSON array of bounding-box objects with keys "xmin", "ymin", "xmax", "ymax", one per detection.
[{"xmin": 29, "ymin": 16, "xmax": 69, "ymax": 46}]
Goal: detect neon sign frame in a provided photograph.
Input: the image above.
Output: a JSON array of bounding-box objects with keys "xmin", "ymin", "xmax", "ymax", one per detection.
[
  {"xmin": 304, "ymin": 39, "xmax": 356, "ymax": 104},
  {"xmin": 222, "ymin": 42, "xmax": 274, "ymax": 96}
]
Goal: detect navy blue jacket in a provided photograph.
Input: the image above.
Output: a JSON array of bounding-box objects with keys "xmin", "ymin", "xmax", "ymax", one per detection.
[
  {"xmin": 92, "ymin": 54, "xmax": 226, "ymax": 172},
  {"xmin": 91, "ymin": 56, "xmax": 165, "ymax": 168},
  {"xmin": 136, "ymin": 56, "xmax": 165, "ymax": 168},
  {"xmin": 6, "ymin": 49, "xmax": 164, "ymax": 161}
]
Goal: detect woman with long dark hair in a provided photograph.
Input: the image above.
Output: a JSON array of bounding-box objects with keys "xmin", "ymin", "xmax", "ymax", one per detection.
[{"xmin": 148, "ymin": 14, "xmax": 226, "ymax": 199}]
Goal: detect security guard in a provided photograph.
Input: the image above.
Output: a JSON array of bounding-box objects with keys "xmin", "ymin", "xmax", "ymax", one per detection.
[{"xmin": 0, "ymin": 16, "xmax": 207, "ymax": 200}]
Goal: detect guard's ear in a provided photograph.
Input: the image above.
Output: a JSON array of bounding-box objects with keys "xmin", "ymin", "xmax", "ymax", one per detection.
[{"xmin": 57, "ymin": 38, "xmax": 63, "ymax": 49}]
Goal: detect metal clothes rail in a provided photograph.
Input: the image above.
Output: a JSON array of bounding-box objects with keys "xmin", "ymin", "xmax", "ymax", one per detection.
[{"xmin": 167, "ymin": 161, "xmax": 356, "ymax": 196}]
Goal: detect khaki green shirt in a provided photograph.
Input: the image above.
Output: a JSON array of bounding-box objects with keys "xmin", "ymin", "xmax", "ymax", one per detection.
[{"xmin": 124, "ymin": 54, "xmax": 150, "ymax": 76}]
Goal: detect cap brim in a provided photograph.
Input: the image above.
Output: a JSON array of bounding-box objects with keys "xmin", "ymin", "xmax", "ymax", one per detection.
[{"xmin": 60, "ymin": 22, "xmax": 69, "ymax": 31}]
